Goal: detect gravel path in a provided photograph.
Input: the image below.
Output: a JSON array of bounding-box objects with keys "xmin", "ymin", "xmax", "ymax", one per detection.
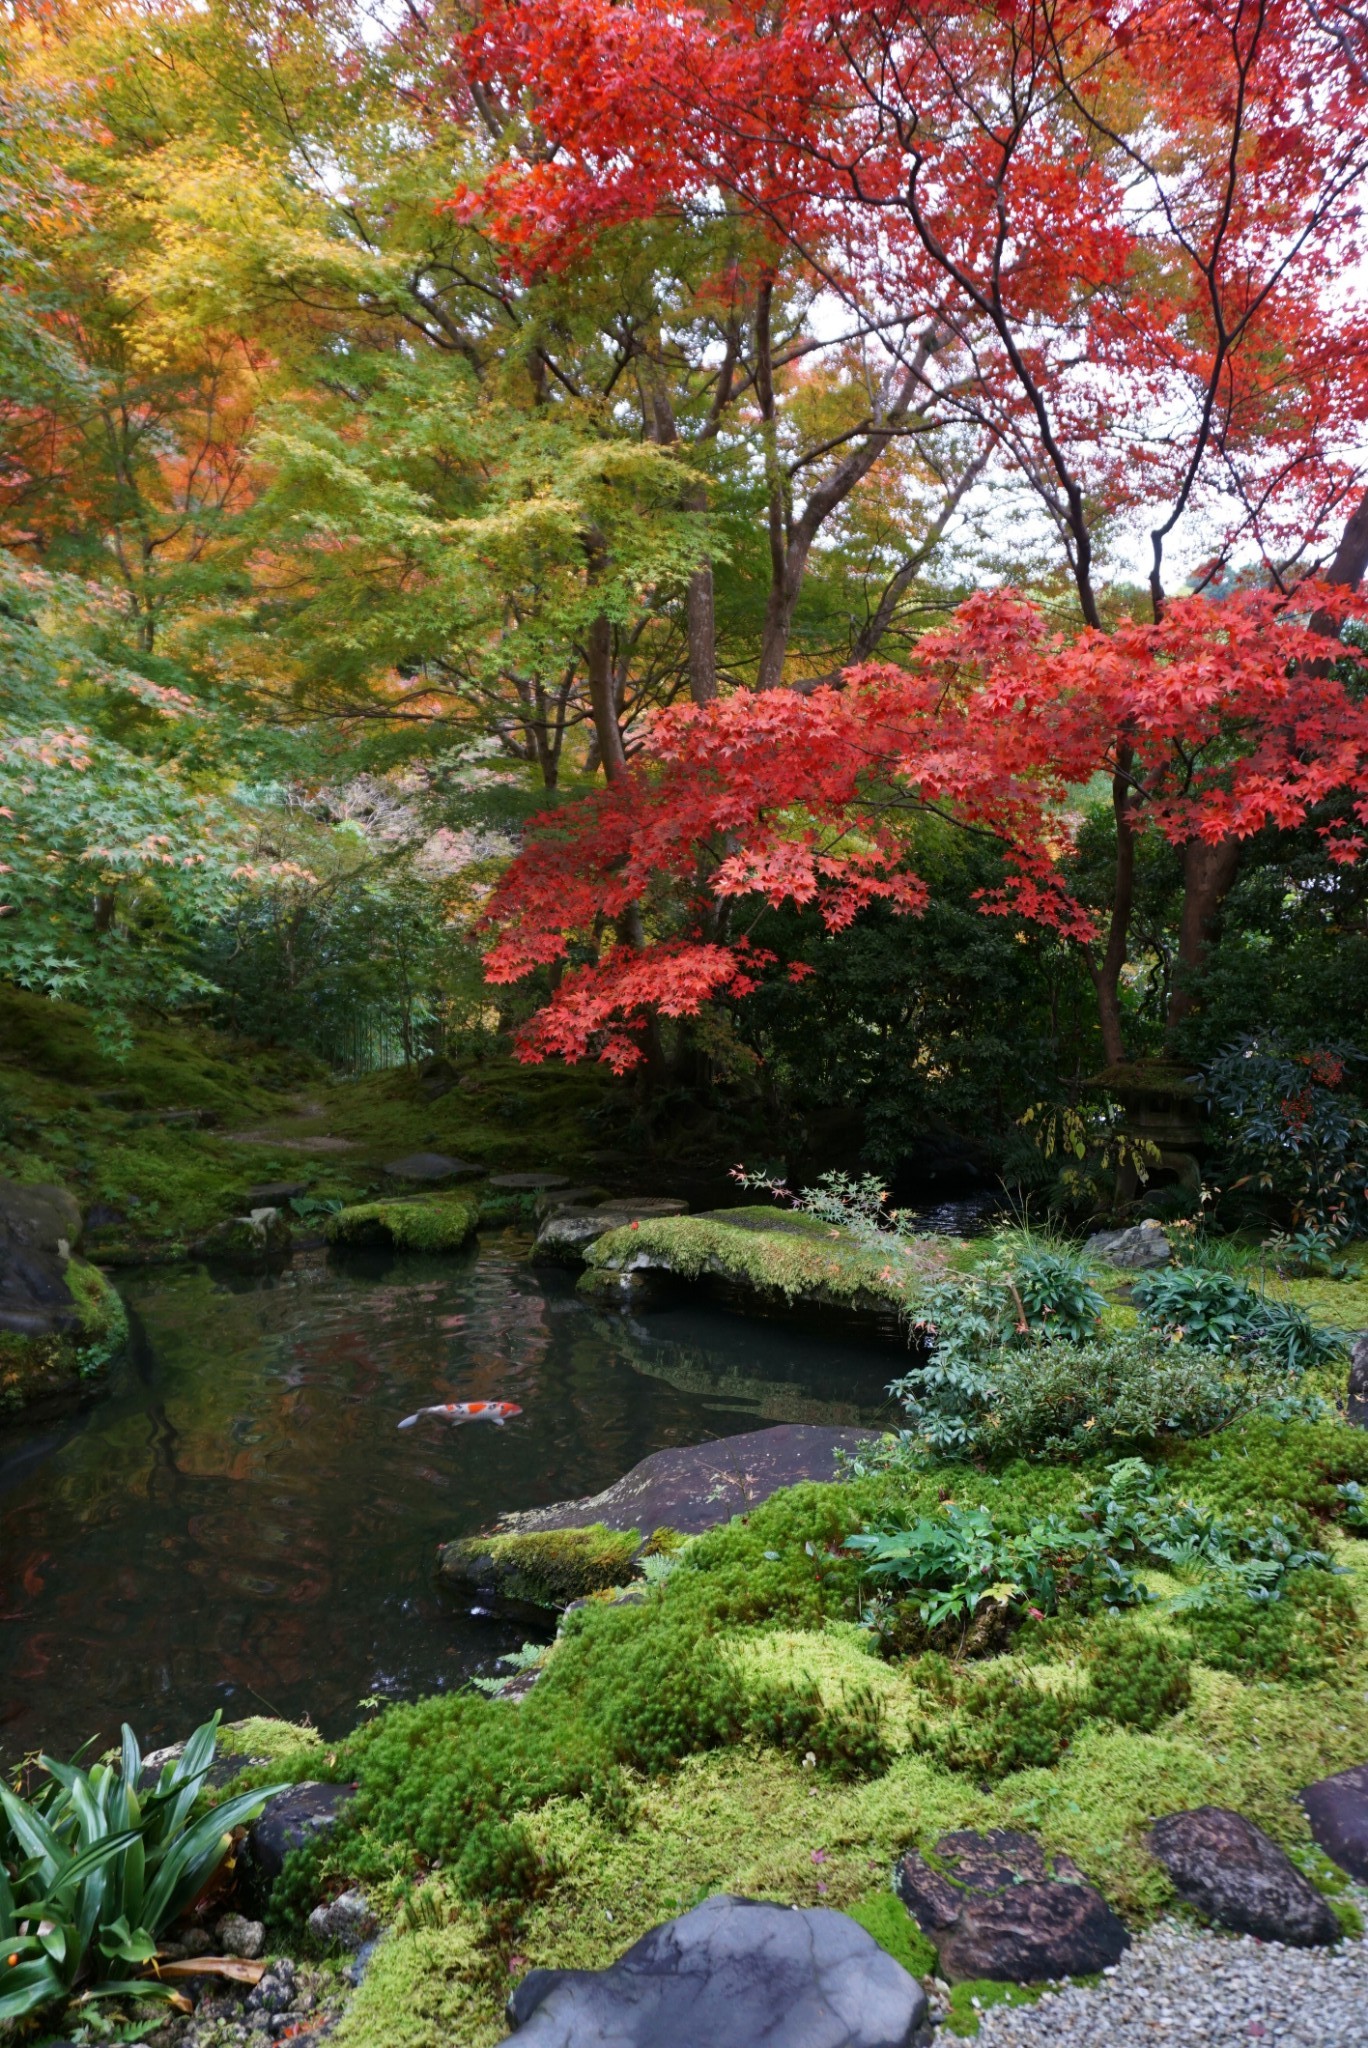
[{"xmin": 967, "ymin": 1917, "xmax": 1368, "ymax": 2047}]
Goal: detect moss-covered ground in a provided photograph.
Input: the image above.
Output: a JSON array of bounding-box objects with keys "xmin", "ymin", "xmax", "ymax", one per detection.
[
  {"xmin": 0, "ymin": 986, "xmax": 626, "ymax": 1257},
  {"xmin": 204, "ymin": 1395, "xmax": 1368, "ymax": 2048}
]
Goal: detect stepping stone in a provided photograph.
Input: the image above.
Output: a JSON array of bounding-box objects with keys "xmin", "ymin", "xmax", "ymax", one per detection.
[
  {"xmin": 896, "ymin": 1829, "xmax": 1129, "ymax": 1984},
  {"xmin": 1302, "ymin": 1764, "xmax": 1368, "ymax": 1879},
  {"xmin": 244, "ymin": 1181, "xmax": 310, "ymax": 1207},
  {"xmin": 506, "ymin": 1893, "xmax": 931, "ymax": 2046},
  {"xmin": 382, "ymin": 1152, "xmax": 484, "ymax": 1183},
  {"xmin": 488, "ymin": 1171, "xmax": 572, "ymax": 1191},
  {"xmin": 1147, "ymin": 1807, "xmax": 1340, "ymax": 1946}
]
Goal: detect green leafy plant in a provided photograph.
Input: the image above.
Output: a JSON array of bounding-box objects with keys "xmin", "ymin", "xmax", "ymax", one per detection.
[
  {"xmin": 1132, "ymin": 1266, "xmax": 1344, "ymax": 1373},
  {"xmin": 0, "ymin": 1714, "xmax": 284, "ymax": 2024},
  {"xmin": 1205, "ymin": 1036, "xmax": 1367, "ymax": 1234}
]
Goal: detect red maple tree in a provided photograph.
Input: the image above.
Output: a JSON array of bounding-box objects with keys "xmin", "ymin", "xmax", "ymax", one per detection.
[{"xmin": 463, "ymin": 0, "xmax": 1368, "ymax": 1065}]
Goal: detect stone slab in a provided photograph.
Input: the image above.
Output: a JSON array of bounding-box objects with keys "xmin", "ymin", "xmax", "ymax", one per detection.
[
  {"xmin": 896, "ymin": 1830, "xmax": 1129, "ymax": 1984},
  {"xmin": 383, "ymin": 1152, "xmax": 484, "ymax": 1182},
  {"xmin": 506, "ymin": 1894, "xmax": 930, "ymax": 2047},
  {"xmin": 493, "ymin": 1423, "xmax": 872, "ymax": 1538}
]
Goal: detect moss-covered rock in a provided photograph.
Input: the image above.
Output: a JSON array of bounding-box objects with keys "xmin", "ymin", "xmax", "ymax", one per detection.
[
  {"xmin": 0, "ymin": 1255, "xmax": 127, "ymax": 1419},
  {"xmin": 438, "ymin": 1523, "xmax": 641, "ymax": 1607},
  {"xmin": 193, "ymin": 1206, "xmax": 294, "ymax": 1269},
  {"xmin": 325, "ymin": 1195, "xmax": 478, "ymax": 1255},
  {"xmin": 583, "ymin": 1207, "xmax": 935, "ymax": 1330}
]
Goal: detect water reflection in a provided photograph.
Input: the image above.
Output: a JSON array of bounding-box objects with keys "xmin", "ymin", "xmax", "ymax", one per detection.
[{"xmin": 0, "ymin": 1237, "xmax": 896, "ymax": 1761}]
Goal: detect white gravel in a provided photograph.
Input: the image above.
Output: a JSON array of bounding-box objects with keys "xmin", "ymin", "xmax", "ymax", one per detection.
[{"xmin": 965, "ymin": 1916, "xmax": 1368, "ymax": 2047}]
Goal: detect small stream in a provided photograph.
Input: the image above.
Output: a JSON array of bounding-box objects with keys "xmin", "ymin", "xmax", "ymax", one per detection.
[{"xmin": 0, "ymin": 1235, "xmax": 901, "ymax": 1763}]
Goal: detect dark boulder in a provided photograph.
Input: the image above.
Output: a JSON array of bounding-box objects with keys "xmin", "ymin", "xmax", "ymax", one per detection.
[
  {"xmin": 896, "ymin": 1830, "xmax": 1129, "ymax": 1984},
  {"xmin": 1146, "ymin": 1807, "xmax": 1340, "ymax": 1946},
  {"xmin": 1348, "ymin": 1334, "xmax": 1368, "ymax": 1429},
  {"xmin": 246, "ymin": 1781, "xmax": 358, "ymax": 1887},
  {"xmin": 492, "ymin": 1423, "xmax": 873, "ymax": 1540},
  {"xmin": 0, "ymin": 1182, "xmax": 83, "ymax": 1338},
  {"xmin": 1301, "ymin": 1764, "xmax": 1368, "ymax": 1881},
  {"xmin": 506, "ymin": 1894, "xmax": 931, "ymax": 2047}
]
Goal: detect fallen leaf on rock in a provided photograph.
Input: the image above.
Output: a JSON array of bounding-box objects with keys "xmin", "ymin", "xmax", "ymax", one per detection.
[{"xmin": 156, "ymin": 1956, "xmax": 267, "ymax": 1985}]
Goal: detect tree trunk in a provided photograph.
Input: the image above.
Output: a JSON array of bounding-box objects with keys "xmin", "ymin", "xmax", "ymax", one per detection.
[
  {"xmin": 685, "ymin": 557, "xmax": 717, "ymax": 704},
  {"xmin": 586, "ymin": 611, "xmax": 628, "ymax": 784},
  {"xmin": 1091, "ymin": 754, "xmax": 1136, "ymax": 1066},
  {"xmin": 1166, "ymin": 837, "xmax": 1242, "ymax": 1036}
]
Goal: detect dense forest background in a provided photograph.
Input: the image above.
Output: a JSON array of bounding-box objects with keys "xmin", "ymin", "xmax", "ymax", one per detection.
[{"xmin": 3, "ymin": 0, "xmax": 1366, "ymax": 1207}]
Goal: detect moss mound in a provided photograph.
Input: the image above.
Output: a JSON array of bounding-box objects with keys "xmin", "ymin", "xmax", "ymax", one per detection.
[
  {"xmin": 438, "ymin": 1524, "xmax": 642, "ymax": 1607},
  {"xmin": 326, "ymin": 1196, "xmax": 478, "ymax": 1254}
]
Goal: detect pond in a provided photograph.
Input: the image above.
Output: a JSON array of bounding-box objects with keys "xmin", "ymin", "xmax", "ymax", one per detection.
[{"xmin": 0, "ymin": 1234, "xmax": 901, "ymax": 1763}]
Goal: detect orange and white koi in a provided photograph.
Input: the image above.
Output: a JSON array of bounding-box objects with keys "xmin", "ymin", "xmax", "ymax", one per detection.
[{"xmin": 397, "ymin": 1400, "xmax": 523, "ymax": 1430}]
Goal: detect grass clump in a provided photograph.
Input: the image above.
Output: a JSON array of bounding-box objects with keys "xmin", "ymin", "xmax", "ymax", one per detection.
[{"xmin": 326, "ymin": 1196, "xmax": 477, "ymax": 1254}]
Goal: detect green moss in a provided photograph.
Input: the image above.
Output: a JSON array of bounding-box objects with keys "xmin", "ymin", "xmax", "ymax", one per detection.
[
  {"xmin": 1268, "ymin": 1274, "xmax": 1368, "ymax": 1330},
  {"xmin": 219, "ymin": 1716, "xmax": 329, "ymax": 1766},
  {"xmin": 585, "ymin": 1208, "xmax": 929, "ymax": 1313},
  {"xmin": 64, "ymin": 1256, "xmax": 129, "ymax": 1375},
  {"xmin": 846, "ymin": 1887, "xmax": 938, "ymax": 1978},
  {"xmin": 1169, "ymin": 1414, "xmax": 1368, "ymax": 1522},
  {"xmin": 944, "ymin": 1980, "xmax": 1047, "ymax": 2036},
  {"xmin": 438, "ymin": 1524, "xmax": 641, "ymax": 1607},
  {"xmin": 326, "ymin": 1196, "xmax": 478, "ymax": 1255}
]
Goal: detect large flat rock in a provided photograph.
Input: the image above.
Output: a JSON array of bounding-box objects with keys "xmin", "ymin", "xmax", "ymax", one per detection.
[
  {"xmin": 1147, "ymin": 1807, "xmax": 1340, "ymax": 1946},
  {"xmin": 494, "ymin": 1423, "xmax": 872, "ymax": 1538},
  {"xmin": 506, "ymin": 1894, "xmax": 930, "ymax": 2047},
  {"xmin": 896, "ymin": 1830, "xmax": 1130, "ymax": 1984},
  {"xmin": 1301, "ymin": 1763, "xmax": 1368, "ymax": 1880}
]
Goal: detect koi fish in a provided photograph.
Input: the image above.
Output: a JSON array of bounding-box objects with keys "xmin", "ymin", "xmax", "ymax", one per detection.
[{"xmin": 397, "ymin": 1400, "xmax": 523, "ymax": 1430}]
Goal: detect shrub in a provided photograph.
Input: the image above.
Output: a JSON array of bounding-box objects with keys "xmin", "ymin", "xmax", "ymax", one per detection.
[
  {"xmin": 983, "ymin": 1331, "xmax": 1247, "ymax": 1460},
  {"xmin": 1084, "ymin": 1623, "xmax": 1192, "ymax": 1729},
  {"xmin": 1205, "ymin": 1034, "xmax": 1367, "ymax": 1234},
  {"xmin": 1133, "ymin": 1265, "xmax": 1345, "ymax": 1373},
  {"xmin": 1179, "ymin": 1569, "xmax": 1362, "ymax": 1684}
]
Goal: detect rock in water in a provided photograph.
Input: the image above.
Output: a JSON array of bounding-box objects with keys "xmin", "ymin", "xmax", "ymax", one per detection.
[
  {"xmin": 1083, "ymin": 1220, "xmax": 1172, "ymax": 1269},
  {"xmin": 1301, "ymin": 1764, "xmax": 1368, "ymax": 1880},
  {"xmin": 505, "ymin": 1894, "xmax": 931, "ymax": 2047},
  {"xmin": 895, "ymin": 1830, "xmax": 1129, "ymax": 1984},
  {"xmin": 1146, "ymin": 1807, "xmax": 1340, "ymax": 1946},
  {"xmin": 1348, "ymin": 1333, "xmax": 1368, "ymax": 1428}
]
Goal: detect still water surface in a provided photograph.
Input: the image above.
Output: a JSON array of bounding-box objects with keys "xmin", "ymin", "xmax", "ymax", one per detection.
[{"xmin": 0, "ymin": 1235, "xmax": 899, "ymax": 1762}]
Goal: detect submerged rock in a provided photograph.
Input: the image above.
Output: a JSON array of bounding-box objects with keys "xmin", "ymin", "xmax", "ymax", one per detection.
[
  {"xmin": 1146, "ymin": 1807, "xmax": 1340, "ymax": 1946},
  {"xmin": 895, "ymin": 1829, "xmax": 1129, "ymax": 1984},
  {"xmin": 492, "ymin": 1423, "xmax": 873, "ymax": 1540},
  {"xmin": 1084, "ymin": 1219, "xmax": 1172, "ymax": 1269},
  {"xmin": 1302, "ymin": 1764, "xmax": 1368, "ymax": 1881},
  {"xmin": 506, "ymin": 1893, "xmax": 932, "ymax": 2047}
]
